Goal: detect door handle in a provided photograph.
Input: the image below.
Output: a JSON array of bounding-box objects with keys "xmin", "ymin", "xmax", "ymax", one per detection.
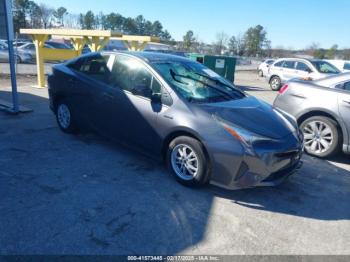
[{"xmin": 292, "ymin": 93, "xmax": 306, "ymax": 98}]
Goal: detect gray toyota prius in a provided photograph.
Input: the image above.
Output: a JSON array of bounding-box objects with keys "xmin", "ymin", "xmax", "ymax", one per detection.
[{"xmin": 48, "ymin": 52, "xmax": 303, "ymax": 190}]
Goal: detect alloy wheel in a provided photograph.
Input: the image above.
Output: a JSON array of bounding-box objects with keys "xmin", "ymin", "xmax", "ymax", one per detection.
[
  {"xmin": 57, "ymin": 104, "xmax": 71, "ymax": 129},
  {"xmin": 271, "ymin": 78, "xmax": 280, "ymax": 89},
  {"xmin": 303, "ymin": 120, "xmax": 333, "ymax": 154},
  {"xmin": 171, "ymin": 144, "xmax": 199, "ymax": 181}
]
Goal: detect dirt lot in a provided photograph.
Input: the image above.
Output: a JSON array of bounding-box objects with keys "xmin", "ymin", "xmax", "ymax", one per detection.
[{"xmin": 0, "ymin": 72, "xmax": 349, "ymax": 255}]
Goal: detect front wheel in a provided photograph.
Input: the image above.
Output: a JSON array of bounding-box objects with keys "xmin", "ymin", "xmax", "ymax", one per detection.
[
  {"xmin": 166, "ymin": 136, "xmax": 210, "ymax": 187},
  {"xmin": 270, "ymin": 76, "xmax": 281, "ymax": 91},
  {"xmin": 300, "ymin": 116, "xmax": 341, "ymax": 158}
]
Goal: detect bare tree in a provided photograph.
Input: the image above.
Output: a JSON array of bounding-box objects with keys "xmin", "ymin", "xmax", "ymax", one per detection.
[
  {"xmin": 39, "ymin": 3, "xmax": 55, "ymax": 28},
  {"xmin": 214, "ymin": 32, "xmax": 229, "ymax": 55},
  {"xmin": 64, "ymin": 13, "xmax": 81, "ymax": 29}
]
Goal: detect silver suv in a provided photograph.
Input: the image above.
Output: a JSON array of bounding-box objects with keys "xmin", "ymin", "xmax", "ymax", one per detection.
[{"xmin": 267, "ymin": 58, "xmax": 340, "ymax": 91}]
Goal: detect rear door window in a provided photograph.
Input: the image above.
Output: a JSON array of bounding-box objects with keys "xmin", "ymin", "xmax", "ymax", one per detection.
[
  {"xmin": 74, "ymin": 55, "xmax": 112, "ymax": 84},
  {"xmin": 274, "ymin": 61, "xmax": 284, "ymax": 67},
  {"xmin": 344, "ymin": 81, "xmax": 350, "ymax": 91},
  {"xmin": 282, "ymin": 61, "xmax": 296, "ymax": 69},
  {"xmin": 344, "ymin": 63, "xmax": 350, "ymax": 70},
  {"xmin": 111, "ymin": 55, "xmax": 153, "ymax": 98},
  {"xmin": 296, "ymin": 62, "xmax": 311, "ymax": 72}
]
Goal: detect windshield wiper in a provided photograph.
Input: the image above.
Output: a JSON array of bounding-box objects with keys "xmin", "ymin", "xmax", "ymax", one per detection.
[
  {"xmin": 169, "ymin": 69, "xmax": 233, "ymax": 100},
  {"xmin": 192, "ymin": 72, "xmax": 245, "ymax": 97}
]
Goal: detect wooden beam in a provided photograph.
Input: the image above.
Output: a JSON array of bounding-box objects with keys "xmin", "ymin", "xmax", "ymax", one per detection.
[{"xmin": 20, "ymin": 29, "xmax": 122, "ymax": 38}]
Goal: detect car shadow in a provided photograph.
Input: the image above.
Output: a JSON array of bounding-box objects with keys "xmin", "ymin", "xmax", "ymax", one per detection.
[
  {"xmin": 208, "ymin": 154, "xmax": 350, "ymax": 221},
  {"xmin": 1, "ymin": 89, "xmax": 350, "ymax": 255}
]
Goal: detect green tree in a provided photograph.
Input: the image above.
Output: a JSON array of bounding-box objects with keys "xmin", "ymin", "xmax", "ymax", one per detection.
[
  {"xmin": 27, "ymin": 1, "xmax": 42, "ymax": 28},
  {"xmin": 13, "ymin": 0, "xmax": 30, "ymax": 32},
  {"xmin": 228, "ymin": 36, "xmax": 237, "ymax": 55},
  {"xmin": 80, "ymin": 11, "xmax": 96, "ymax": 29},
  {"xmin": 123, "ymin": 17, "xmax": 137, "ymax": 34},
  {"xmin": 326, "ymin": 44, "xmax": 338, "ymax": 59},
  {"xmin": 134, "ymin": 15, "xmax": 146, "ymax": 35},
  {"xmin": 243, "ymin": 25, "xmax": 268, "ymax": 57},
  {"xmin": 160, "ymin": 30, "xmax": 172, "ymax": 41},
  {"xmin": 183, "ymin": 30, "xmax": 196, "ymax": 51},
  {"xmin": 103, "ymin": 13, "xmax": 124, "ymax": 31},
  {"xmin": 54, "ymin": 7, "xmax": 67, "ymax": 27},
  {"xmin": 151, "ymin": 20, "xmax": 163, "ymax": 37}
]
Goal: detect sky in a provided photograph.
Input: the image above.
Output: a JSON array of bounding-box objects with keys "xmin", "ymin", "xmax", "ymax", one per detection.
[{"xmin": 46, "ymin": 0, "xmax": 350, "ymax": 49}]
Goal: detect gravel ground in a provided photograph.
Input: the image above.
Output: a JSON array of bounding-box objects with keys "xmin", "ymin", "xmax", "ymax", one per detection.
[{"xmin": 0, "ymin": 72, "xmax": 349, "ymax": 255}]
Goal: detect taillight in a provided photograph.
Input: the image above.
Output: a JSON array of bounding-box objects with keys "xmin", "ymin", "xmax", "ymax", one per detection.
[{"xmin": 279, "ymin": 84, "xmax": 289, "ymax": 94}]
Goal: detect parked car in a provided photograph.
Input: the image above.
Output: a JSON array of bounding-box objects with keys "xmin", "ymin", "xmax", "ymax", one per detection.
[
  {"xmin": 18, "ymin": 42, "xmax": 58, "ymax": 63},
  {"xmin": 327, "ymin": 60, "xmax": 350, "ymax": 73},
  {"xmin": 45, "ymin": 41, "xmax": 72, "ymax": 49},
  {"xmin": 267, "ymin": 58, "xmax": 340, "ymax": 91},
  {"xmin": 258, "ymin": 59, "xmax": 274, "ymax": 77},
  {"xmin": 0, "ymin": 42, "xmax": 33, "ymax": 63},
  {"xmin": 274, "ymin": 73, "xmax": 350, "ymax": 157},
  {"xmin": 48, "ymin": 52, "xmax": 303, "ymax": 190}
]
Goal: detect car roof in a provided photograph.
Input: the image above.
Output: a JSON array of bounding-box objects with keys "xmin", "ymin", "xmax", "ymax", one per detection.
[{"xmin": 102, "ymin": 51, "xmax": 192, "ymax": 63}]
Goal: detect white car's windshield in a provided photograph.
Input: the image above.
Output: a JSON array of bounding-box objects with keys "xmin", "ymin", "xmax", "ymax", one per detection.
[{"xmin": 311, "ymin": 61, "xmax": 340, "ymax": 74}]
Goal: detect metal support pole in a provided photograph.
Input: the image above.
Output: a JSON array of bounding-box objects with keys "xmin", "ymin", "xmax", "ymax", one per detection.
[{"xmin": 4, "ymin": 0, "xmax": 19, "ymax": 113}]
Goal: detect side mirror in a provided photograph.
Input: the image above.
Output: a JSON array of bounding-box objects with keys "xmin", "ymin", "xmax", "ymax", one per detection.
[
  {"xmin": 306, "ymin": 68, "xmax": 313, "ymax": 73},
  {"xmin": 151, "ymin": 93, "xmax": 162, "ymax": 103}
]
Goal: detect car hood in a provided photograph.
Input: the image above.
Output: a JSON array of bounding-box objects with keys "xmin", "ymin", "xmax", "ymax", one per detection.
[{"xmin": 198, "ymin": 96, "xmax": 294, "ymax": 139}]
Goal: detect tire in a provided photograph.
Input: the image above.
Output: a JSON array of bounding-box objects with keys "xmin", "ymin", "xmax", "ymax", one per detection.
[
  {"xmin": 15, "ymin": 55, "xmax": 21, "ymax": 64},
  {"xmin": 270, "ymin": 76, "xmax": 281, "ymax": 91},
  {"xmin": 258, "ymin": 70, "xmax": 263, "ymax": 77},
  {"xmin": 300, "ymin": 116, "xmax": 341, "ymax": 158},
  {"xmin": 166, "ymin": 136, "xmax": 210, "ymax": 187},
  {"xmin": 55, "ymin": 99, "xmax": 78, "ymax": 134}
]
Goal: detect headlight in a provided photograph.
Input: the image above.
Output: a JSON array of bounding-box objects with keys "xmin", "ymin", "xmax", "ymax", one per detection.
[{"xmin": 214, "ymin": 115, "xmax": 270, "ymax": 152}]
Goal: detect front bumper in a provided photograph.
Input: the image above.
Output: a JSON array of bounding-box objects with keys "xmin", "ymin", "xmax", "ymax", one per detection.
[{"xmin": 208, "ymin": 133, "xmax": 303, "ymax": 190}]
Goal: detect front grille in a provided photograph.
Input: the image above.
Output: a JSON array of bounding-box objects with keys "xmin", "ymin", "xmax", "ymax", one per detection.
[
  {"xmin": 275, "ymin": 150, "xmax": 299, "ymax": 158},
  {"xmin": 262, "ymin": 161, "xmax": 301, "ymax": 182}
]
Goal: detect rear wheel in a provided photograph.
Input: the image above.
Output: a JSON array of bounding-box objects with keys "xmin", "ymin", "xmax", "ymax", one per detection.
[
  {"xmin": 300, "ymin": 116, "xmax": 341, "ymax": 158},
  {"xmin": 55, "ymin": 99, "xmax": 78, "ymax": 134},
  {"xmin": 15, "ymin": 55, "xmax": 21, "ymax": 64},
  {"xmin": 166, "ymin": 136, "xmax": 210, "ymax": 187},
  {"xmin": 270, "ymin": 76, "xmax": 281, "ymax": 91}
]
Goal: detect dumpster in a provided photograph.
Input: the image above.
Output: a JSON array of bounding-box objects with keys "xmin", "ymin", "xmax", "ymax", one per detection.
[{"xmin": 189, "ymin": 54, "xmax": 236, "ymax": 83}]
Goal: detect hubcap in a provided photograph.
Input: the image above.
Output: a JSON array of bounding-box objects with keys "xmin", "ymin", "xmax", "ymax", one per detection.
[
  {"xmin": 57, "ymin": 104, "xmax": 71, "ymax": 129},
  {"xmin": 303, "ymin": 120, "xmax": 333, "ymax": 154},
  {"xmin": 271, "ymin": 78, "xmax": 279, "ymax": 89},
  {"xmin": 171, "ymin": 144, "xmax": 199, "ymax": 181}
]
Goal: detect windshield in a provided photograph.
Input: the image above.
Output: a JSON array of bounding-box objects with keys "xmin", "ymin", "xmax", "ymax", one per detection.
[
  {"xmin": 311, "ymin": 61, "xmax": 340, "ymax": 74},
  {"xmin": 153, "ymin": 61, "xmax": 245, "ymax": 103}
]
